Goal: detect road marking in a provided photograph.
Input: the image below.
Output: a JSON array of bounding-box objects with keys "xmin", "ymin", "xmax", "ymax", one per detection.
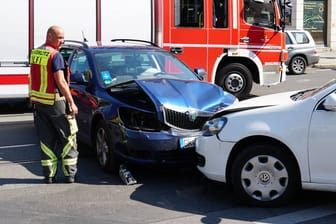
[
  {"xmin": 296, "ymin": 78, "xmax": 311, "ymax": 83},
  {"xmin": 0, "ymin": 143, "xmax": 37, "ymax": 149}
]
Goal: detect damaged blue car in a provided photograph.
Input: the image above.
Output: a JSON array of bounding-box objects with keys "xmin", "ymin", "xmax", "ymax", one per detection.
[{"xmin": 61, "ymin": 40, "xmax": 237, "ymax": 172}]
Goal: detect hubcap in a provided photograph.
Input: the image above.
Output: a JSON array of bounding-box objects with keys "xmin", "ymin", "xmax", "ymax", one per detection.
[
  {"xmin": 241, "ymin": 155, "xmax": 289, "ymax": 201},
  {"xmin": 225, "ymin": 73, "xmax": 244, "ymax": 93},
  {"xmin": 293, "ymin": 59, "xmax": 304, "ymax": 73}
]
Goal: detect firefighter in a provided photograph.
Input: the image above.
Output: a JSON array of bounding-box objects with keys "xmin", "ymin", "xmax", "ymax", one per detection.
[{"xmin": 30, "ymin": 25, "xmax": 79, "ymax": 184}]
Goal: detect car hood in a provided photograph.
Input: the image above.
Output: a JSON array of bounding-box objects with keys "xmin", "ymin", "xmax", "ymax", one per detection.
[
  {"xmin": 213, "ymin": 90, "xmax": 297, "ymax": 117},
  {"xmin": 135, "ymin": 78, "xmax": 236, "ymax": 112}
]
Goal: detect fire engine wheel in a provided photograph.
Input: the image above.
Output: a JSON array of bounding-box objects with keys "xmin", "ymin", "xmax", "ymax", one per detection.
[
  {"xmin": 230, "ymin": 143, "xmax": 300, "ymax": 207},
  {"xmin": 217, "ymin": 63, "xmax": 252, "ymax": 99},
  {"xmin": 94, "ymin": 120, "xmax": 118, "ymax": 173},
  {"xmin": 289, "ymin": 56, "xmax": 307, "ymax": 75}
]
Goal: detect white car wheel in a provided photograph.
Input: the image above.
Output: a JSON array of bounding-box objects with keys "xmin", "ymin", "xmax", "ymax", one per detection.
[{"xmin": 231, "ymin": 143, "xmax": 300, "ymax": 206}]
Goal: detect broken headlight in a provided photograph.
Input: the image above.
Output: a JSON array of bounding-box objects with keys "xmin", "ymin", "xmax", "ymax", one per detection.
[{"xmin": 119, "ymin": 107, "xmax": 162, "ymax": 131}]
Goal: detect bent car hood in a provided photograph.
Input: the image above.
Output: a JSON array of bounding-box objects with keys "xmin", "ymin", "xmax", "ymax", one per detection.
[
  {"xmin": 135, "ymin": 78, "xmax": 236, "ymax": 112},
  {"xmin": 212, "ymin": 90, "xmax": 297, "ymax": 118},
  {"xmin": 231, "ymin": 91, "xmax": 297, "ymax": 108}
]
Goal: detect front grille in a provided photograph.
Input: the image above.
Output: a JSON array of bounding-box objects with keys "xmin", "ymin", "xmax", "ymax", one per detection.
[{"xmin": 163, "ymin": 107, "xmax": 212, "ymax": 130}]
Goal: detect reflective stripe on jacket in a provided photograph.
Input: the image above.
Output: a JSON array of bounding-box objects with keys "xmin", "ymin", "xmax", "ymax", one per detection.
[{"xmin": 30, "ymin": 46, "xmax": 58, "ymax": 105}]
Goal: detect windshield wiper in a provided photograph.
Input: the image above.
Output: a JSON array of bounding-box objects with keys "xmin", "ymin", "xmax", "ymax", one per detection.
[
  {"xmin": 105, "ymin": 79, "xmax": 136, "ymax": 89},
  {"xmin": 290, "ymin": 89, "xmax": 315, "ymax": 101}
]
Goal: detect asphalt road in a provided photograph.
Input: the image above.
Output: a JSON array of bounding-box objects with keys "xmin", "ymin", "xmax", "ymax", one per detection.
[
  {"xmin": 251, "ymin": 67, "xmax": 336, "ymax": 97},
  {"xmin": 1, "ymin": 67, "xmax": 336, "ymax": 224}
]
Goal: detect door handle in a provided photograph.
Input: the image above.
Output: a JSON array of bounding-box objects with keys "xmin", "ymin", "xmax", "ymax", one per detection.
[
  {"xmin": 170, "ymin": 47, "xmax": 183, "ymax": 54},
  {"xmin": 240, "ymin": 37, "xmax": 250, "ymax": 43}
]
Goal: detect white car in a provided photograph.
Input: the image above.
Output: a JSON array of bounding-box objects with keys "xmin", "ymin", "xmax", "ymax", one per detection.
[{"xmin": 196, "ymin": 79, "xmax": 336, "ymax": 206}]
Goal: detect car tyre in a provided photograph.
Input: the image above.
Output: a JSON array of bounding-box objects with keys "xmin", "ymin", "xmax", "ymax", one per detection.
[
  {"xmin": 216, "ymin": 63, "xmax": 253, "ymax": 99},
  {"xmin": 94, "ymin": 120, "xmax": 118, "ymax": 173},
  {"xmin": 230, "ymin": 143, "xmax": 300, "ymax": 207},
  {"xmin": 289, "ymin": 56, "xmax": 307, "ymax": 75}
]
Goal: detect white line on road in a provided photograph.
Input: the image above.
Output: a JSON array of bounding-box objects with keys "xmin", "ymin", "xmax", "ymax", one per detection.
[{"xmin": 0, "ymin": 143, "xmax": 37, "ymax": 149}]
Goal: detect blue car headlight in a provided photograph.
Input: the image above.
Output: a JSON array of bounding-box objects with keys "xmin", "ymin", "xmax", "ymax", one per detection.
[{"xmin": 201, "ymin": 117, "xmax": 227, "ymax": 136}]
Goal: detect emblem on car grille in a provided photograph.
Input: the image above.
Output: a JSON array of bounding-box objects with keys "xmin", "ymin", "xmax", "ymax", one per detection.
[{"xmin": 185, "ymin": 111, "xmax": 197, "ymax": 122}]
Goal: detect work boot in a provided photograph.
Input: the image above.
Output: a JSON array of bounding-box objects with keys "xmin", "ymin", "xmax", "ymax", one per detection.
[
  {"xmin": 44, "ymin": 176, "xmax": 56, "ymax": 184},
  {"xmin": 65, "ymin": 176, "xmax": 75, "ymax": 183},
  {"xmin": 119, "ymin": 165, "xmax": 137, "ymax": 185}
]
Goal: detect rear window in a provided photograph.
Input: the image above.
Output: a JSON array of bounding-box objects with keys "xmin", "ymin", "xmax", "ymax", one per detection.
[{"xmin": 292, "ymin": 32, "xmax": 310, "ymax": 44}]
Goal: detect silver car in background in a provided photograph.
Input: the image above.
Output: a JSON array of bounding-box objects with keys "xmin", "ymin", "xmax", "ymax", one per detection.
[{"xmin": 285, "ymin": 30, "xmax": 320, "ymax": 75}]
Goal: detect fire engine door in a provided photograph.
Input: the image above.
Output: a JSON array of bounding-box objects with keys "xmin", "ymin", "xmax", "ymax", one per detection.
[
  {"xmin": 164, "ymin": 0, "xmax": 207, "ymax": 72},
  {"xmin": 239, "ymin": 0, "xmax": 283, "ymax": 65}
]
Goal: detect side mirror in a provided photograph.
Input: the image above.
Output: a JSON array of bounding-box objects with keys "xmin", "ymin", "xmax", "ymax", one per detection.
[
  {"xmin": 194, "ymin": 68, "xmax": 207, "ymax": 81},
  {"xmin": 285, "ymin": 0, "xmax": 292, "ymax": 8},
  {"xmin": 323, "ymin": 93, "xmax": 336, "ymax": 111},
  {"xmin": 70, "ymin": 72, "xmax": 89, "ymax": 85}
]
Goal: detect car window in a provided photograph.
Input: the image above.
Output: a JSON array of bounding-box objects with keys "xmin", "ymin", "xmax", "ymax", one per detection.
[
  {"xmin": 59, "ymin": 47, "xmax": 74, "ymax": 62},
  {"xmin": 94, "ymin": 50, "xmax": 199, "ymax": 86},
  {"xmin": 292, "ymin": 32, "xmax": 309, "ymax": 44},
  {"xmin": 286, "ymin": 33, "xmax": 292, "ymax": 45},
  {"xmin": 244, "ymin": 0, "xmax": 275, "ymax": 28},
  {"xmin": 70, "ymin": 50, "xmax": 92, "ymax": 82},
  {"xmin": 174, "ymin": 0, "xmax": 204, "ymax": 28}
]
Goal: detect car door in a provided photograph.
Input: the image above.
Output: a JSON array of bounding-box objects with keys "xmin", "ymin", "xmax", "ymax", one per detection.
[
  {"xmin": 69, "ymin": 50, "xmax": 98, "ymax": 143},
  {"xmin": 308, "ymin": 92, "xmax": 336, "ymax": 184}
]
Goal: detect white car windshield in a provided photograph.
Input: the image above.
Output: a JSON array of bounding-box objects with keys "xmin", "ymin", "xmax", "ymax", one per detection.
[{"xmin": 291, "ymin": 79, "xmax": 336, "ymax": 101}]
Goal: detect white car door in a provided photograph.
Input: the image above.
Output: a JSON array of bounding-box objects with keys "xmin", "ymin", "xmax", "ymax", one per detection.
[{"xmin": 308, "ymin": 92, "xmax": 336, "ymax": 184}]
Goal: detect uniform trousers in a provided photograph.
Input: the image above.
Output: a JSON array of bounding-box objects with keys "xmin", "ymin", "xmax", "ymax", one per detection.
[{"xmin": 34, "ymin": 99, "xmax": 78, "ymax": 178}]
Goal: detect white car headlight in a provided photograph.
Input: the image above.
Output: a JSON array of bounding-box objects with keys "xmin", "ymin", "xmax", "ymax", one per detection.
[{"xmin": 202, "ymin": 117, "xmax": 227, "ymax": 136}]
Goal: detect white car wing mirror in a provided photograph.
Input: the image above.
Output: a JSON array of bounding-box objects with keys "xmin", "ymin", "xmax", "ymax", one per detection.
[{"xmin": 323, "ymin": 93, "xmax": 336, "ymax": 111}]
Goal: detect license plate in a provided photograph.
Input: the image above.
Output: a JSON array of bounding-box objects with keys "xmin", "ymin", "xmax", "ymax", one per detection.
[{"xmin": 179, "ymin": 137, "xmax": 196, "ymax": 149}]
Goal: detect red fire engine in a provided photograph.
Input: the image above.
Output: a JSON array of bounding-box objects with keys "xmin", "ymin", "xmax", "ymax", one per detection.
[
  {"xmin": 160, "ymin": 0, "xmax": 289, "ymax": 98},
  {"xmin": 0, "ymin": 0, "xmax": 289, "ymax": 103}
]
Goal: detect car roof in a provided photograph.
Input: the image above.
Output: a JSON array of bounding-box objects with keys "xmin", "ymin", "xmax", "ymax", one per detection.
[
  {"xmin": 62, "ymin": 39, "xmax": 163, "ymax": 52},
  {"xmin": 285, "ymin": 29, "xmax": 311, "ymax": 34}
]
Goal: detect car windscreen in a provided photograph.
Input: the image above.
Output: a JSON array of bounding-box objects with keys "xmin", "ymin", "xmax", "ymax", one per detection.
[
  {"xmin": 291, "ymin": 79, "xmax": 336, "ymax": 101},
  {"xmin": 94, "ymin": 49, "xmax": 199, "ymax": 87}
]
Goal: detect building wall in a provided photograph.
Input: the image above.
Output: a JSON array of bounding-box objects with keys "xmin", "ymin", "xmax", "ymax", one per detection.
[
  {"xmin": 289, "ymin": 0, "xmax": 304, "ymax": 29},
  {"xmin": 327, "ymin": 0, "xmax": 336, "ymax": 49}
]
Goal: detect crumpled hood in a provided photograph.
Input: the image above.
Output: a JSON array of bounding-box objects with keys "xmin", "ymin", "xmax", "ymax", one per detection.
[
  {"xmin": 228, "ymin": 90, "xmax": 297, "ymax": 109},
  {"xmin": 135, "ymin": 78, "xmax": 236, "ymax": 112},
  {"xmin": 212, "ymin": 90, "xmax": 298, "ymax": 118}
]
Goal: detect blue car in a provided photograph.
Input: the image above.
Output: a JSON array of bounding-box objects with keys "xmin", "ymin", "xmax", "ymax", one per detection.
[{"xmin": 61, "ymin": 40, "xmax": 237, "ymax": 172}]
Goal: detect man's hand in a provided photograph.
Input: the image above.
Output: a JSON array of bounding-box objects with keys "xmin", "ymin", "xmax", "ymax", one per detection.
[{"xmin": 69, "ymin": 102, "xmax": 78, "ymax": 116}]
